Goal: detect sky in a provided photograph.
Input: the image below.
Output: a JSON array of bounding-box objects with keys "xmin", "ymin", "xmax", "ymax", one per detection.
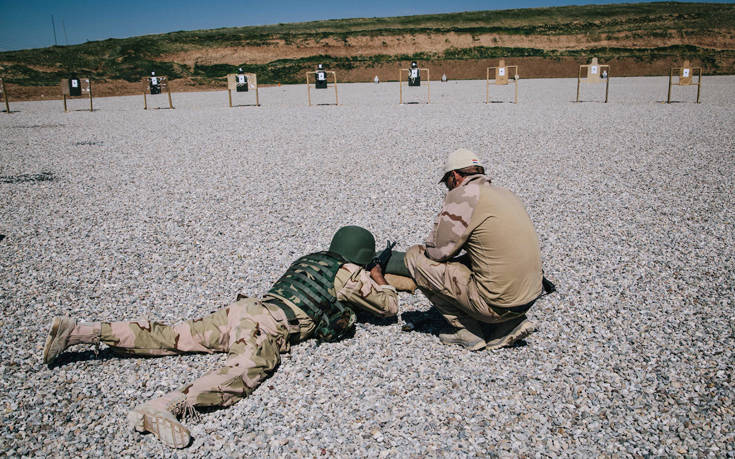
[{"xmin": 0, "ymin": 0, "xmax": 730, "ymax": 51}]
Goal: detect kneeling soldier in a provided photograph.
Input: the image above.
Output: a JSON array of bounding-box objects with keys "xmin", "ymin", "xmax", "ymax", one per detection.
[
  {"xmin": 43, "ymin": 226, "xmax": 410, "ymax": 448},
  {"xmin": 405, "ymin": 149, "xmax": 547, "ymax": 351}
]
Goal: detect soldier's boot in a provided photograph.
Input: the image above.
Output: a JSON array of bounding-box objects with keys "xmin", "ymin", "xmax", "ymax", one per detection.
[
  {"xmin": 43, "ymin": 316, "xmax": 100, "ymax": 366},
  {"xmin": 484, "ymin": 315, "xmax": 536, "ymax": 351},
  {"xmin": 439, "ymin": 326, "xmax": 486, "ymax": 351},
  {"xmin": 127, "ymin": 392, "xmax": 193, "ymax": 449}
]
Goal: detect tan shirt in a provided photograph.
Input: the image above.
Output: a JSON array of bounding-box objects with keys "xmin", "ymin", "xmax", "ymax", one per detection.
[{"xmin": 425, "ymin": 175, "xmax": 542, "ymax": 307}]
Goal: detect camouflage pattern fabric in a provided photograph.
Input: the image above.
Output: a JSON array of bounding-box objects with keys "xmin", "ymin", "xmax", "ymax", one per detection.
[
  {"xmin": 405, "ymin": 244, "xmax": 515, "ymax": 327},
  {"xmin": 101, "ymin": 298, "xmax": 292, "ymax": 408},
  {"xmin": 333, "ymin": 263, "xmax": 398, "ymax": 318},
  {"xmin": 91, "ymin": 264, "xmax": 398, "ymax": 412},
  {"xmin": 266, "ymin": 251, "xmax": 355, "ymax": 342},
  {"xmin": 424, "ymin": 175, "xmax": 485, "ymax": 261}
]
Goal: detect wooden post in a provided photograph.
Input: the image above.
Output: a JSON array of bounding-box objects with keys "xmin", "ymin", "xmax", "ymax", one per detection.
[
  {"xmin": 426, "ymin": 69, "xmax": 430, "ymax": 104},
  {"xmin": 167, "ymin": 82, "xmax": 174, "ymax": 109},
  {"xmin": 227, "ymin": 73, "xmax": 259, "ymax": 107},
  {"xmin": 399, "ymin": 68, "xmax": 429, "ymax": 104},
  {"xmin": 576, "ymin": 66, "xmax": 582, "ymax": 103},
  {"xmin": 399, "ymin": 69, "xmax": 403, "ymax": 105},
  {"xmin": 508, "ymin": 65, "xmax": 519, "ymax": 104},
  {"xmin": 88, "ymin": 80, "xmax": 94, "ymax": 112},
  {"xmin": 486, "ymin": 66, "xmax": 497, "ymax": 103},
  {"xmin": 1, "ymin": 79, "xmax": 9, "ymax": 114},
  {"xmin": 306, "ymin": 72, "xmax": 312, "ymax": 106},
  {"xmin": 333, "ymin": 72, "xmax": 339, "ymax": 106},
  {"xmin": 63, "ymin": 94, "xmax": 68, "ymax": 112},
  {"xmin": 667, "ymin": 64, "xmax": 702, "ymax": 104},
  {"xmin": 604, "ymin": 73, "xmax": 610, "ymax": 104}
]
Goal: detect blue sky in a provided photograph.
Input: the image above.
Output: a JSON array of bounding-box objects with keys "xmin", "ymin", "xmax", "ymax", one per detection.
[{"xmin": 0, "ymin": 0, "xmax": 729, "ymax": 51}]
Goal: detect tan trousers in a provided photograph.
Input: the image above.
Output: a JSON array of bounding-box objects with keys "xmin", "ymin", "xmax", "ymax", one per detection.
[
  {"xmin": 100, "ymin": 298, "xmax": 298, "ymax": 409},
  {"xmin": 405, "ymin": 245, "xmax": 518, "ymax": 330}
]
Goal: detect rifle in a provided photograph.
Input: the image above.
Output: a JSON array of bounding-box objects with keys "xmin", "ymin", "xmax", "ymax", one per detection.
[{"xmin": 365, "ymin": 240, "xmax": 396, "ymax": 272}]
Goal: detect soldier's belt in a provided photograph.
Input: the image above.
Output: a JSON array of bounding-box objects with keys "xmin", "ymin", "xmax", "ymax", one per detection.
[
  {"xmin": 262, "ymin": 294, "xmax": 299, "ymax": 324},
  {"xmin": 488, "ymin": 298, "xmax": 535, "ymax": 318}
]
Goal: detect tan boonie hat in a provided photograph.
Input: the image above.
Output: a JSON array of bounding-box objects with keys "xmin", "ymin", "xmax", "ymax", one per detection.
[{"xmin": 440, "ymin": 148, "xmax": 484, "ymax": 183}]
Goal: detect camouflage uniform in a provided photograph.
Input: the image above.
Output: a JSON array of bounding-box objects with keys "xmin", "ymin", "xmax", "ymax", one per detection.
[
  {"xmin": 67, "ymin": 262, "xmax": 397, "ymax": 412},
  {"xmin": 405, "ymin": 174, "xmax": 542, "ymax": 331}
]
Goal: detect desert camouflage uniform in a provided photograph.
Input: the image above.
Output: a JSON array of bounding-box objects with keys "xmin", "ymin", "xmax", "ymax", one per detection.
[
  {"xmin": 75, "ymin": 262, "xmax": 397, "ymax": 411},
  {"xmin": 405, "ymin": 174, "xmax": 542, "ymax": 330}
]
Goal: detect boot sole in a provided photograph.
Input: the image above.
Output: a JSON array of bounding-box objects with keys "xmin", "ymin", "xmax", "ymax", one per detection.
[
  {"xmin": 43, "ymin": 317, "xmax": 64, "ymax": 365},
  {"xmin": 141, "ymin": 412, "xmax": 191, "ymax": 448},
  {"xmin": 486, "ymin": 320, "xmax": 536, "ymax": 351},
  {"xmin": 439, "ymin": 335, "xmax": 487, "ymax": 351}
]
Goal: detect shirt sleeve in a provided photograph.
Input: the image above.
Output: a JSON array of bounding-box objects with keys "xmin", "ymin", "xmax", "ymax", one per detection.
[
  {"xmin": 334, "ymin": 264, "xmax": 398, "ymax": 318},
  {"xmin": 424, "ymin": 179, "xmax": 482, "ymax": 261}
]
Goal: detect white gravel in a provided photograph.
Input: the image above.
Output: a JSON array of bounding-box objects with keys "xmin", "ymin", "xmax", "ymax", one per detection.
[{"xmin": 1, "ymin": 76, "xmax": 733, "ymax": 457}]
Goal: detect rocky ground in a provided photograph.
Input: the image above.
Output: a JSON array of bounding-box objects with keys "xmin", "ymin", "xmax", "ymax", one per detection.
[{"xmin": 1, "ymin": 76, "xmax": 733, "ymax": 457}]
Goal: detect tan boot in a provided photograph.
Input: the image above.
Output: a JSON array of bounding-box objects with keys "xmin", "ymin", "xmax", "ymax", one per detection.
[
  {"xmin": 43, "ymin": 316, "xmax": 76, "ymax": 365},
  {"xmin": 128, "ymin": 394, "xmax": 192, "ymax": 449},
  {"xmin": 439, "ymin": 328, "xmax": 486, "ymax": 351},
  {"xmin": 43, "ymin": 317, "xmax": 101, "ymax": 366},
  {"xmin": 484, "ymin": 316, "xmax": 536, "ymax": 351}
]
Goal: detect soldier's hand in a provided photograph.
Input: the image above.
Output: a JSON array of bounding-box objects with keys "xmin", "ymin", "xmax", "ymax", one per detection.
[{"xmin": 369, "ymin": 264, "xmax": 388, "ymax": 286}]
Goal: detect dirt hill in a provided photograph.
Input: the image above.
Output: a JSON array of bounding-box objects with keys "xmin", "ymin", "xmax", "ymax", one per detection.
[{"xmin": 1, "ymin": 2, "xmax": 734, "ymax": 100}]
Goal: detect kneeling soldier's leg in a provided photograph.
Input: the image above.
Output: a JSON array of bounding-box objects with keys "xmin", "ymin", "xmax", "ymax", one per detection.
[
  {"xmin": 404, "ymin": 245, "xmax": 450, "ymax": 294},
  {"xmin": 405, "ymin": 246, "xmax": 487, "ymax": 350}
]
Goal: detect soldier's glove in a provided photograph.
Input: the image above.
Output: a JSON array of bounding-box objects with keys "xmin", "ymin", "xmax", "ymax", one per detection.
[{"xmin": 365, "ymin": 240, "xmax": 396, "ymax": 272}]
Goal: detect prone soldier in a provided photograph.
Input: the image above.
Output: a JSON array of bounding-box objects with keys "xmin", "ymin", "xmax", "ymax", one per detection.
[{"xmin": 43, "ymin": 226, "xmax": 415, "ymax": 448}]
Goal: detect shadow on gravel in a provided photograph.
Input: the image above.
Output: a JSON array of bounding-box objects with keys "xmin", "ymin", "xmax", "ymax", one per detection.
[
  {"xmin": 355, "ymin": 309, "xmax": 398, "ymax": 326},
  {"xmin": 9, "ymin": 123, "xmax": 63, "ymax": 129},
  {"xmin": 400, "ymin": 309, "xmax": 531, "ymax": 348},
  {"xmin": 0, "ymin": 171, "xmax": 56, "ymax": 184},
  {"xmin": 400, "ymin": 308, "xmax": 449, "ymax": 336},
  {"xmin": 49, "ymin": 347, "xmax": 172, "ymax": 368}
]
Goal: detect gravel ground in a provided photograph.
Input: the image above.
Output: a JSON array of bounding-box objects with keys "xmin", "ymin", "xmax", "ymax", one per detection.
[{"xmin": 1, "ymin": 76, "xmax": 733, "ymax": 457}]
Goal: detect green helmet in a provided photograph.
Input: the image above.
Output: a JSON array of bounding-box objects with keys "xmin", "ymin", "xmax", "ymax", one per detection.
[{"xmin": 328, "ymin": 226, "xmax": 375, "ymax": 265}]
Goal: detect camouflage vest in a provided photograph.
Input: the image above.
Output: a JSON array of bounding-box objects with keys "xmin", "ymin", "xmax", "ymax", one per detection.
[{"xmin": 265, "ymin": 251, "xmax": 356, "ymax": 342}]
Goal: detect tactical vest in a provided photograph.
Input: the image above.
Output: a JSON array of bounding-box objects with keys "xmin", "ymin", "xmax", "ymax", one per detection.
[{"xmin": 265, "ymin": 251, "xmax": 356, "ymax": 342}]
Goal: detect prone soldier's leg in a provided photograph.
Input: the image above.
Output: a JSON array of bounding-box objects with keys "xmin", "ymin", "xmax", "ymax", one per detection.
[
  {"xmin": 101, "ymin": 306, "xmax": 235, "ymax": 356},
  {"xmin": 44, "ymin": 302, "xmax": 247, "ymax": 365},
  {"xmin": 175, "ymin": 314, "xmax": 282, "ymax": 408},
  {"xmin": 128, "ymin": 299, "xmax": 286, "ymax": 447}
]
